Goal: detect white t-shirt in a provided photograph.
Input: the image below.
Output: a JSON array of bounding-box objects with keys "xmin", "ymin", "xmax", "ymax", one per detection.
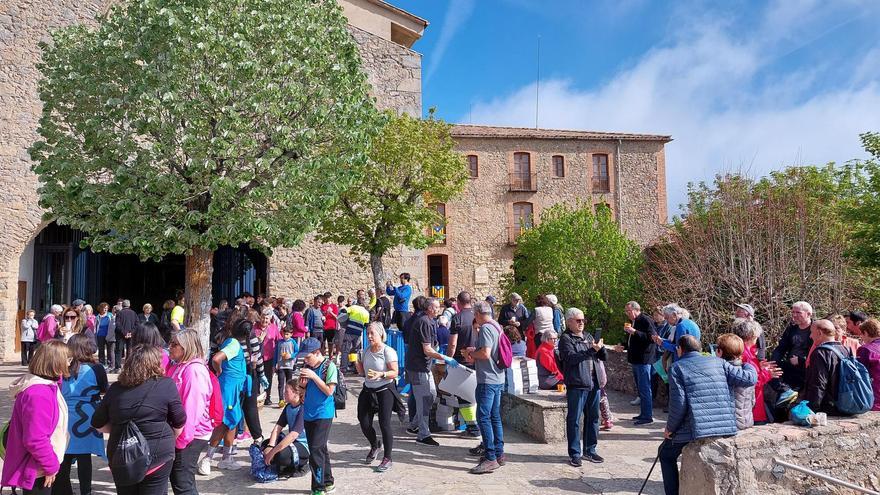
[{"xmin": 360, "ymin": 344, "xmax": 398, "ymax": 389}]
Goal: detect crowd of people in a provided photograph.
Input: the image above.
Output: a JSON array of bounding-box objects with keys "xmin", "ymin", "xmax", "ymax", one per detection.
[{"xmin": 7, "ymin": 273, "xmax": 880, "ymax": 495}]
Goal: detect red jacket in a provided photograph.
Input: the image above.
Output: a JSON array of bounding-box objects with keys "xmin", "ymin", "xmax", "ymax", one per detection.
[
  {"xmin": 742, "ymin": 344, "xmax": 771, "ymax": 423},
  {"xmin": 535, "ymin": 341, "xmax": 564, "ymax": 382},
  {"xmin": 525, "ymin": 323, "xmax": 538, "ymax": 359}
]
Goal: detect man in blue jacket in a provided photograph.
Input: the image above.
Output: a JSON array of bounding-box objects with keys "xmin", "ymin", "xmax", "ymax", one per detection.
[
  {"xmin": 386, "ymin": 273, "xmax": 413, "ymax": 330},
  {"xmin": 652, "ymin": 304, "xmax": 701, "ymax": 363},
  {"xmin": 660, "ymin": 335, "xmax": 758, "ymax": 494}
]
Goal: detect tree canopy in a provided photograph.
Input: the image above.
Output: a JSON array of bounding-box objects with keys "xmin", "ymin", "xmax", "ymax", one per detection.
[
  {"xmin": 502, "ymin": 203, "xmax": 644, "ymax": 343},
  {"xmin": 318, "ymin": 110, "xmax": 468, "ymax": 291},
  {"xmin": 31, "ymin": 0, "xmax": 381, "ymax": 258}
]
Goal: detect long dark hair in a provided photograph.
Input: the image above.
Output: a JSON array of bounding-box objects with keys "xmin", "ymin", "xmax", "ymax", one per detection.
[
  {"xmin": 67, "ymin": 333, "xmax": 97, "ymax": 377},
  {"xmin": 134, "ymin": 322, "xmax": 166, "ymax": 348}
]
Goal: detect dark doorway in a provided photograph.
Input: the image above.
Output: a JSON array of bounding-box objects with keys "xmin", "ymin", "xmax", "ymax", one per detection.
[
  {"xmin": 32, "ymin": 223, "xmax": 267, "ymax": 315},
  {"xmin": 427, "ymin": 254, "xmax": 448, "ymax": 299}
]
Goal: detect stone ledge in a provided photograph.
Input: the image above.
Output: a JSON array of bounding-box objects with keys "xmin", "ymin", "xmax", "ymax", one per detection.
[
  {"xmin": 501, "ymin": 390, "xmax": 568, "ymax": 444},
  {"xmin": 681, "ymin": 412, "xmax": 880, "ymax": 495}
]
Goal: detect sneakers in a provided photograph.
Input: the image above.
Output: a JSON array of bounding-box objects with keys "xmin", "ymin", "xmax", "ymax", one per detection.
[
  {"xmin": 776, "ymin": 389, "xmax": 798, "ymax": 407},
  {"xmin": 366, "ymin": 441, "xmax": 382, "ymax": 463},
  {"xmin": 325, "ymin": 484, "xmax": 336, "ymax": 494},
  {"xmin": 197, "ymin": 456, "xmax": 212, "ymax": 476},
  {"xmin": 480, "ymin": 454, "xmax": 506, "ymax": 466},
  {"xmin": 600, "ymin": 420, "xmax": 614, "ymax": 431},
  {"xmin": 584, "ymin": 453, "xmax": 605, "ymax": 464},
  {"xmin": 236, "ymin": 430, "xmax": 252, "ymax": 442},
  {"xmin": 634, "ymin": 418, "xmax": 654, "ymax": 426},
  {"xmin": 468, "ymin": 444, "xmax": 486, "ymax": 456},
  {"xmin": 568, "ymin": 456, "xmax": 582, "ymax": 467},
  {"xmin": 217, "ymin": 458, "xmax": 243, "ymax": 470},
  {"xmin": 405, "ymin": 426, "xmax": 419, "ymax": 435},
  {"xmin": 376, "ymin": 458, "xmax": 393, "ymax": 472},
  {"xmin": 630, "ymin": 396, "xmax": 641, "ymax": 406},
  {"xmin": 469, "ymin": 459, "xmax": 500, "ymax": 474},
  {"xmin": 464, "ymin": 426, "xmax": 481, "ymax": 437},
  {"xmin": 416, "ymin": 436, "xmax": 439, "ymax": 446}
]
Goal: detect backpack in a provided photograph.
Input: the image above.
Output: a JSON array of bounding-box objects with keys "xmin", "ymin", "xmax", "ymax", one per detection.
[
  {"xmin": 321, "ymin": 359, "xmax": 347, "ymax": 411},
  {"xmin": 486, "ymin": 320, "xmax": 513, "ymax": 369},
  {"xmin": 822, "ymin": 343, "xmax": 874, "ymax": 415},
  {"xmin": 109, "ymin": 381, "xmax": 156, "ymax": 486},
  {"xmin": 207, "ymin": 367, "xmax": 225, "ymax": 428}
]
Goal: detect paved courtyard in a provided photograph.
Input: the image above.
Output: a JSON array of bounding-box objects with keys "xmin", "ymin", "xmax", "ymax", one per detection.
[{"xmin": 0, "ymin": 363, "xmax": 667, "ymax": 494}]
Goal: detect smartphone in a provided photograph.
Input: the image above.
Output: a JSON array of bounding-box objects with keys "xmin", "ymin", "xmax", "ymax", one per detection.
[{"xmin": 593, "ymin": 327, "xmax": 603, "ymax": 342}]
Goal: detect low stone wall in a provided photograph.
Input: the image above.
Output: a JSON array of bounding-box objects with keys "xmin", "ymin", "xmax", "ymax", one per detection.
[
  {"xmin": 501, "ymin": 390, "xmax": 568, "ymax": 443},
  {"xmin": 680, "ymin": 413, "xmax": 880, "ymax": 494},
  {"xmin": 603, "ymin": 349, "xmax": 669, "ymax": 406}
]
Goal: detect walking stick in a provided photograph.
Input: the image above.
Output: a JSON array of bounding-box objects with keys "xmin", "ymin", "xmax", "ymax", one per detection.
[{"xmin": 638, "ymin": 439, "xmax": 666, "ymax": 495}]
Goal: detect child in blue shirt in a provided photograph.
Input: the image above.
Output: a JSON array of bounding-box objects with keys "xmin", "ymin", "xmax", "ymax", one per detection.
[{"xmin": 275, "ymin": 327, "xmax": 299, "ymax": 408}]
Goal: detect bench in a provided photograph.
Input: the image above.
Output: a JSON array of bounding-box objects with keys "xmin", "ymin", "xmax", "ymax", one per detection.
[{"xmin": 501, "ymin": 389, "xmax": 568, "ymax": 443}]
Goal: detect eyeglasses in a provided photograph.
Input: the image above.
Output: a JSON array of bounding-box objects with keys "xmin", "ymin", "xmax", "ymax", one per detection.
[
  {"xmin": 64, "ymin": 315, "xmax": 77, "ymax": 320},
  {"xmin": 574, "ymin": 319, "xmax": 585, "ymax": 324}
]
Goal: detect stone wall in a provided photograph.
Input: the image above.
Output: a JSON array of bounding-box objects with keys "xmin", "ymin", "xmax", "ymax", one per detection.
[
  {"xmin": 603, "ymin": 348, "xmax": 668, "ymax": 406},
  {"xmin": 0, "ymin": 1, "xmax": 423, "ymax": 361},
  {"xmin": 680, "ymin": 413, "xmax": 880, "ymax": 495},
  {"xmin": 431, "ymin": 135, "xmax": 668, "ymax": 301}
]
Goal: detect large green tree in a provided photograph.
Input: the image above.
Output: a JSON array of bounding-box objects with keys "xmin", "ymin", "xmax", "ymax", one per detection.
[
  {"xmin": 502, "ymin": 203, "xmax": 644, "ymax": 343},
  {"xmin": 843, "ymin": 132, "xmax": 880, "ymax": 267},
  {"xmin": 30, "ymin": 0, "xmax": 381, "ymax": 347},
  {"xmin": 318, "ymin": 110, "xmax": 468, "ymax": 292}
]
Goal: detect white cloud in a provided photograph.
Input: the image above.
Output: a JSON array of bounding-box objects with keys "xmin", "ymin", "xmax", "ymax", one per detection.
[
  {"xmin": 466, "ymin": 3, "xmax": 880, "ymax": 215},
  {"xmin": 425, "ymin": 0, "xmax": 475, "ymax": 84}
]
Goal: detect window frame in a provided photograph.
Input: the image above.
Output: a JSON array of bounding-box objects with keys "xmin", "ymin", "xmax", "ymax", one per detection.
[
  {"xmin": 467, "ymin": 154, "xmax": 479, "ymax": 178},
  {"xmin": 552, "ymin": 155, "xmax": 565, "ymax": 178},
  {"xmin": 592, "ymin": 153, "xmax": 610, "ymax": 193}
]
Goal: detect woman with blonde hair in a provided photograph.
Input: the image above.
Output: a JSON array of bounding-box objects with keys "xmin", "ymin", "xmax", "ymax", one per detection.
[
  {"xmin": 356, "ymin": 322, "xmax": 401, "ymax": 472},
  {"xmin": 166, "ymin": 330, "xmax": 213, "ymax": 494},
  {"xmin": 1, "ymin": 340, "xmax": 70, "ymax": 494},
  {"xmin": 92, "ymin": 345, "xmax": 186, "ymax": 493}
]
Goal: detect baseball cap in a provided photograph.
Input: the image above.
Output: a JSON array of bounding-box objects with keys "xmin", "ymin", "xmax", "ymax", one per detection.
[
  {"xmin": 297, "ymin": 337, "xmax": 322, "ymax": 356},
  {"xmin": 734, "ymin": 303, "xmax": 755, "ymax": 317},
  {"xmin": 485, "ymin": 295, "xmax": 497, "ymax": 304}
]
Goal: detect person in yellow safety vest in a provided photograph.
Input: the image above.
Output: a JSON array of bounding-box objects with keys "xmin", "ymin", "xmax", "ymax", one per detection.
[{"xmin": 342, "ymin": 292, "xmax": 372, "ymax": 372}]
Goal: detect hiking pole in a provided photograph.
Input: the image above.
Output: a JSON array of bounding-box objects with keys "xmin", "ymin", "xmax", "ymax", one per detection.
[{"xmin": 638, "ymin": 439, "xmax": 666, "ymax": 495}]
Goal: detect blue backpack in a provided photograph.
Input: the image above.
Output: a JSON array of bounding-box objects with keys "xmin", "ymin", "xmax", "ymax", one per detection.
[{"xmin": 821, "ymin": 343, "xmax": 874, "ymax": 415}]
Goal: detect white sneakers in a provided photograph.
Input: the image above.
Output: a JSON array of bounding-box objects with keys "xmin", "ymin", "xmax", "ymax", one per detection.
[
  {"xmin": 629, "ymin": 397, "xmax": 641, "ymax": 406},
  {"xmin": 197, "ymin": 456, "xmax": 212, "ymax": 476},
  {"xmin": 218, "ymin": 458, "xmax": 243, "ymax": 471}
]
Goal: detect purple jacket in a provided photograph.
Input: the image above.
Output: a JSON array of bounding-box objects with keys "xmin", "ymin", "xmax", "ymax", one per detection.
[
  {"xmin": 2, "ymin": 375, "xmax": 67, "ymax": 490},
  {"xmin": 857, "ymin": 339, "xmax": 880, "ymax": 411}
]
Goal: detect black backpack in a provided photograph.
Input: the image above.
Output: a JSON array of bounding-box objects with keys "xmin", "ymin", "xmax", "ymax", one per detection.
[
  {"xmin": 321, "ymin": 359, "xmax": 347, "ymax": 411},
  {"xmin": 109, "ymin": 381, "xmax": 156, "ymax": 486}
]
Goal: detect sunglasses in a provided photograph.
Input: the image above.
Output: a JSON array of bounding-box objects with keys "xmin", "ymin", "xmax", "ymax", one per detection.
[
  {"xmin": 574, "ymin": 319, "xmax": 585, "ymax": 324},
  {"xmin": 64, "ymin": 315, "xmax": 78, "ymax": 320}
]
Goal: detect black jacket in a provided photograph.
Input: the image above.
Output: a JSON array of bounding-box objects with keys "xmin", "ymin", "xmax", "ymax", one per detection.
[
  {"xmin": 627, "ymin": 313, "xmax": 657, "ymax": 365},
  {"xmin": 558, "ymin": 330, "xmax": 607, "ymax": 390},
  {"xmin": 804, "ymin": 341, "xmax": 844, "ymax": 415}
]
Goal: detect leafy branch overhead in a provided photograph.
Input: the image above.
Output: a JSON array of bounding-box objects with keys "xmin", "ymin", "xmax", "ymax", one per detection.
[
  {"xmin": 319, "ymin": 109, "xmax": 468, "ymax": 287},
  {"xmin": 30, "ymin": 0, "xmax": 382, "ymax": 260}
]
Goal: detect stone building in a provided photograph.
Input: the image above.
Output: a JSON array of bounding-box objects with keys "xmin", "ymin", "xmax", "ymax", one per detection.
[
  {"xmin": 0, "ymin": 0, "xmax": 670, "ymax": 361},
  {"xmin": 424, "ymin": 125, "xmax": 670, "ymax": 301}
]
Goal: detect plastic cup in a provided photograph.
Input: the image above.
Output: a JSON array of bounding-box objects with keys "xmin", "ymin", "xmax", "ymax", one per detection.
[
  {"xmin": 348, "ymin": 352, "xmax": 358, "ymax": 363},
  {"xmin": 557, "ymin": 383, "xmax": 566, "ymax": 393}
]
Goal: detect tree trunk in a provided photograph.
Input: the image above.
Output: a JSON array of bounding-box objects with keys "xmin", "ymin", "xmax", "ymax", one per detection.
[
  {"xmin": 185, "ymin": 246, "xmax": 214, "ymax": 358},
  {"xmin": 370, "ymin": 253, "xmax": 385, "ymax": 295}
]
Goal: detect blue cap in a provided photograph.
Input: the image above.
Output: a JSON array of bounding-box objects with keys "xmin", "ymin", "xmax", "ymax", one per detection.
[{"xmin": 298, "ymin": 337, "xmax": 322, "ymax": 356}]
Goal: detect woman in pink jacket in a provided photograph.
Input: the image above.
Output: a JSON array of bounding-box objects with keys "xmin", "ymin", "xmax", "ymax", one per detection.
[
  {"xmin": 166, "ymin": 330, "xmax": 214, "ymax": 495},
  {"xmin": 2, "ymin": 340, "xmax": 70, "ymax": 494},
  {"xmin": 255, "ymin": 309, "xmax": 282, "ymax": 405}
]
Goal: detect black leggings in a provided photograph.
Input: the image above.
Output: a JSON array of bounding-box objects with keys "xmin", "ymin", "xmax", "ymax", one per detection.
[
  {"xmin": 277, "ymin": 369, "xmax": 294, "ymax": 402},
  {"xmin": 242, "ymin": 372, "xmax": 263, "ymax": 440},
  {"xmin": 52, "ymin": 453, "xmax": 92, "ymax": 495},
  {"xmin": 357, "ymin": 386, "xmax": 395, "ymax": 460},
  {"xmin": 259, "ymin": 438, "xmax": 309, "ymax": 472},
  {"xmin": 115, "ymin": 461, "xmax": 173, "ymax": 495},
  {"xmin": 263, "ymin": 359, "xmax": 275, "ymax": 402},
  {"xmin": 25, "ymin": 477, "xmax": 52, "ymax": 495}
]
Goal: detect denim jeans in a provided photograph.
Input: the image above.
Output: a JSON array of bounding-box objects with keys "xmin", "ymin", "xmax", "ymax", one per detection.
[
  {"xmin": 565, "ymin": 387, "xmax": 600, "ymax": 458},
  {"xmin": 659, "ymin": 440, "xmax": 687, "ymax": 494},
  {"xmin": 632, "ymin": 364, "xmax": 653, "ymax": 419},
  {"xmin": 476, "ymin": 383, "xmax": 504, "ymax": 461}
]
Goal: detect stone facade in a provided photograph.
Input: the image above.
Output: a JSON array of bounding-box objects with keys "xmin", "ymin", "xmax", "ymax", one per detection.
[
  {"xmin": 0, "ymin": 0, "xmax": 426, "ymax": 360},
  {"xmin": 680, "ymin": 413, "xmax": 880, "ymax": 494},
  {"xmin": 427, "ymin": 126, "xmax": 670, "ymax": 301}
]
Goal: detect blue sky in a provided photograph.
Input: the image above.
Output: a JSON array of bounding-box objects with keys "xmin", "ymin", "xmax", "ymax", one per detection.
[{"xmin": 393, "ymin": 0, "xmax": 880, "ymax": 214}]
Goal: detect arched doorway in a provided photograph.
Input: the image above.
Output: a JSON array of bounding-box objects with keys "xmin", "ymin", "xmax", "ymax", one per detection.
[{"xmin": 28, "ymin": 223, "xmax": 266, "ymax": 315}]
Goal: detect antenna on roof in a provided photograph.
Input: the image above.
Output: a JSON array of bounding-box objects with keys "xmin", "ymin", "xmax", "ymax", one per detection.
[{"xmin": 535, "ymin": 35, "xmax": 540, "ymax": 129}]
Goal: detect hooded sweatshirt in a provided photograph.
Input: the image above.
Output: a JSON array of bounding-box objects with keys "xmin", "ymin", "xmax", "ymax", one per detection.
[
  {"xmin": 1, "ymin": 374, "xmax": 69, "ymax": 490},
  {"xmin": 166, "ymin": 359, "xmax": 214, "ymax": 450}
]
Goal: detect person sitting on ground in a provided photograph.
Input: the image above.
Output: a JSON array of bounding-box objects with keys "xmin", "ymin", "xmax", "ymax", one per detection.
[
  {"xmin": 856, "ymin": 318, "xmax": 880, "ymax": 411},
  {"xmin": 715, "ymin": 333, "xmax": 754, "ymax": 430},
  {"xmin": 729, "ymin": 318, "xmax": 780, "ymax": 425},
  {"xmin": 660, "ymin": 335, "xmax": 758, "ymax": 495},
  {"xmin": 505, "ymin": 325, "xmax": 526, "ymax": 358},
  {"xmin": 803, "ymin": 319, "xmax": 848, "ymax": 415},
  {"xmin": 535, "ymin": 330, "xmax": 564, "ymax": 390},
  {"xmin": 262, "ymin": 381, "xmax": 310, "ymax": 479}
]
